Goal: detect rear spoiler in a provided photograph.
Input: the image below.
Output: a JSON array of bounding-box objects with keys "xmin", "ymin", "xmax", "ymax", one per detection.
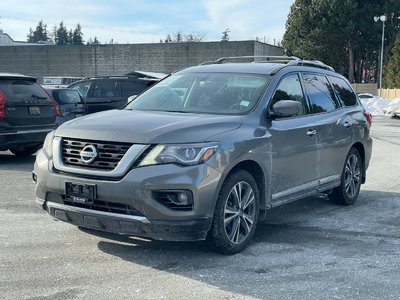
[{"xmin": 0, "ymin": 73, "xmax": 37, "ymax": 82}]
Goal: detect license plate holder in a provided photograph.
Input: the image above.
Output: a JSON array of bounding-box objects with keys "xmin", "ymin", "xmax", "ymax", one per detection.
[
  {"xmin": 29, "ymin": 106, "xmax": 41, "ymax": 115},
  {"xmin": 65, "ymin": 182, "xmax": 97, "ymax": 204}
]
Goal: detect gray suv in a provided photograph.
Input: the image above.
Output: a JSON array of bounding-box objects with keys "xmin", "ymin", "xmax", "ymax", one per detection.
[{"xmin": 33, "ymin": 57, "xmax": 372, "ymax": 254}]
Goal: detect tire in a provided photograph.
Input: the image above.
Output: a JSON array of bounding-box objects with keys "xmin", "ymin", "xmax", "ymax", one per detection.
[
  {"xmin": 9, "ymin": 144, "xmax": 42, "ymax": 157},
  {"xmin": 208, "ymin": 170, "xmax": 260, "ymax": 254},
  {"xmin": 329, "ymin": 148, "xmax": 363, "ymax": 205}
]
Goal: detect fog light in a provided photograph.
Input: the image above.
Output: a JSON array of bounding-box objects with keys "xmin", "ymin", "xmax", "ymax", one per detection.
[
  {"xmin": 152, "ymin": 190, "xmax": 193, "ymax": 210},
  {"xmin": 174, "ymin": 192, "xmax": 190, "ymax": 205}
]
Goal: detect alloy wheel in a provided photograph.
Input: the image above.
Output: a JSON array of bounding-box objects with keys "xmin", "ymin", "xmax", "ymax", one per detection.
[
  {"xmin": 223, "ymin": 181, "xmax": 256, "ymax": 244},
  {"xmin": 344, "ymin": 153, "xmax": 361, "ymax": 198}
]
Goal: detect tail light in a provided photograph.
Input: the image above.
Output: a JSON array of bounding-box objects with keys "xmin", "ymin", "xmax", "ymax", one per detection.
[
  {"xmin": 53, "ymin": 99, "xmax": 62, "ymax": 117},
  {"xmin": 0, "ymin": 90, "xmax": 7, "ymax": 119},
  {"xmin": 42, "ymin": 88, "xmax": 62, "ymax": 117},
  {"xmin": 364, "ymin": 111, "xmax": 372, "ymax": 126}
]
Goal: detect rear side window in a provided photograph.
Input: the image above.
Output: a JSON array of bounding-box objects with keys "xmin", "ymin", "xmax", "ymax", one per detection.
[
  {"xmin": 303, "ymin": 74, "xmax": 338, "ymax": 113},
  {"xmin": 70, "ymin": 81, "xmax": 91, "ymax": 98},
  {"xmin": 53, "ymin": 90, "xmax": 82, "ymax": 104},
  {"xmin": 328, "ymin": 76, "xmax": 357, "ymax": 106},
  {"xmin": 121, "ymin": 80, "xmax": 149, "ymax": 97},
  {"xmin": 92, "ymin": 80, "xmax": 119, "ymax": 98},
  {"xmin": 12, "ymin": 80, "xmax": 49, "ymax": 98}
]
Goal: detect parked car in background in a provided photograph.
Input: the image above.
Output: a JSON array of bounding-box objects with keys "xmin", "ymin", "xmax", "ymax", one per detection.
[
  {"xmin": 357, "ymin": 93, "xmax": 376, "ymax": 100},
  {"xmin": 45, "ymin": 88, "xmax": 87, "ymax": 125},
  {"xmin": 0, "ymin": 73, "xmax": 59, "ymax": 156},
  {"xmin": 68, "ymin": 74, "xmax": 161, "ymax": 114},
  {"xmin": 34, "ymin": 57, "xmax": 372, "ymax": 254}
]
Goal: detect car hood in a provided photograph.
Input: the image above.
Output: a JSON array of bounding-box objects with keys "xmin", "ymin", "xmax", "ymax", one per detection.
[{"xmin": 55, "ymin": 109, "xmax": 242, "ymax": 143}]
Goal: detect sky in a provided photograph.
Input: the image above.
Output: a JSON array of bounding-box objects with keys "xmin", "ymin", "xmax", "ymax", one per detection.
[{"xmin": 0, "ymin": 0, "xmax": 295, "ymax": 45}]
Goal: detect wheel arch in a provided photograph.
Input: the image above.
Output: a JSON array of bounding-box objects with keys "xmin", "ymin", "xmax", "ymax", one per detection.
[
  {"xmin": 222, "ymin": 160, "xmax": 267, "ymax": 210},
  {"xmin": 350, "ymin": 142, "xmax": 366, "ymax": 183}
]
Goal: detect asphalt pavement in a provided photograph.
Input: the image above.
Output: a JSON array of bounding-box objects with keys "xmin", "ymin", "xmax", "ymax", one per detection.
[{"xmin": 1, "ymin": 116, "xmax": 399, "ymax": 300}]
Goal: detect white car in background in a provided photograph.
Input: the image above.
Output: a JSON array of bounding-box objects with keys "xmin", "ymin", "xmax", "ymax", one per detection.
[{"xmin": 382, "ymin": 98, "xmax": 400, "ymax": 117}]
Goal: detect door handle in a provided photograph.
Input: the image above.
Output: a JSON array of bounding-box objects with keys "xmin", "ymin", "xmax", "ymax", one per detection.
[
  {"xmin": 344, "ymin": 121, "xmax": 351, "ymax": 128},
  {"xmin": 306, "ymin": 129, "xmax": 317, "ymax": 136}
]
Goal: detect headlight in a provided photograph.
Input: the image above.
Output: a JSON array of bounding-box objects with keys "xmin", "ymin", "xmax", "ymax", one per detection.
[
  {"xmin": 139, "ymin": 143, "xmax": 218, "ymax": 167},
  {"xmin": 43, "ymin": 130, "xmax": 55, "ymax": 157}
]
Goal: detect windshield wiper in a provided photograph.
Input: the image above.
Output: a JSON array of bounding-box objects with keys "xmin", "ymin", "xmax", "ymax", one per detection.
[
  {"xmin": 161, "ymin": 110, "xmax": 190, "ymax": 113},
  {"xmin": 32, "ymin": 94, "xmax": 48, "ymax": 99}
]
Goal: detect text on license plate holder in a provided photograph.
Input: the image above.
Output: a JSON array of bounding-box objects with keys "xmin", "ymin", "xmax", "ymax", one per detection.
[{"xmin": 65, "ymin": 182, "xmax": 97, "ymax": 203}]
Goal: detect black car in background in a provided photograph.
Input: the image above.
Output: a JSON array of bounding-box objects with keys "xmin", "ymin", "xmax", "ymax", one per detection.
[
  {"xmin": 0, "ymin": 73, "xmax": 59, "ymax": 156},
  {"xmin": 68, "ymin": 75, "xmax": 161, "ymax": 114},
  {"xmin": 45, "ymin": 88, "xmax": 87, "ymax": 125}
]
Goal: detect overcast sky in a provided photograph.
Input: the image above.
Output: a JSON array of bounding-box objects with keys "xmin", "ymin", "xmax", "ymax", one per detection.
[{"xmin": 0, "ymin": 0, "xmax": 295, "ymax": 44}]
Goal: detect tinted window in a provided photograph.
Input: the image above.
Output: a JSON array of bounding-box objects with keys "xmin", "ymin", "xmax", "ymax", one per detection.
[
  {"xmin": 92, "ymin": 80, "xmax": 118, "ymax": 98},
  {"xmin": 53, "ymin": 90, "xmax": 82, "ymax": 104},
  {"xmin": 329, "ymin": 76, "xmax": 357, "ymax": 106},
  {"xmin": 121, "ymin": 80, "xmax": 148, "ymax": 97},
  {"xmin": 11, "ymin": 80, "xmax": 49, "ymax": 98},
  {"xmin": 303, "ymin": 74, "xmax": 338, "ymax": 113},
  {"xmin": 70, "ymin": 81, "xmax": 91, "ymax": 97},
  {"xmin": 271, "ymin": 74, "xmax": 307, "ymax": 115}
]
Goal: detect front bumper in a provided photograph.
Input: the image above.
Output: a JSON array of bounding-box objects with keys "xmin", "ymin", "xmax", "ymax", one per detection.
[
  {"xmin": 36, "ymin": 199, "xmax": 211, "ymax": 240},
  {"xmin": 34, "ymin": 149, "xmax": 221, "ymax": 241}
]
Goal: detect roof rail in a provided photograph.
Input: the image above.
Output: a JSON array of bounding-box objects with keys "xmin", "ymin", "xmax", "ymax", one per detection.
[
  {"xmin": 286, "ymin": 59, "xmax": 335, "ymax": 72},
  {"xmin": 215, "ymin": 56, "xmax": 301, "ymax": 64},
  {"xmin": 199, "ymin": 56, "xmax": 335, "ymax": 72}
]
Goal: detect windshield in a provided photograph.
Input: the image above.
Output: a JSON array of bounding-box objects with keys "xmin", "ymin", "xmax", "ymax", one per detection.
[{"xmin": 125, "ymin": 73, "xmax": 270, "ymax": 114}]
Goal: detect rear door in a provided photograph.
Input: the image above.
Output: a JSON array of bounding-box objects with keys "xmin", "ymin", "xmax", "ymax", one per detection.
[
  {"xmin": 1, "ymin": 79, "xmax": 55, "ymax": 126},
  {"xmin": 84, "ymin": 79, "xmax": 122, "ymax": 113},
  {"xmin": 302, "ymin": 73, "xmax": 347, "ymax": 182}
]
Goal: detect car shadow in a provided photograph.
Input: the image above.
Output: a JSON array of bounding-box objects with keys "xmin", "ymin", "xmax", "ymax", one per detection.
[
  {"xmin": 86, "ymin": 189, "xmax": 400, "ymax": 298},
  {"xmin": 0, "ymin": 151, "xmax": 36, "ymax": 172}
]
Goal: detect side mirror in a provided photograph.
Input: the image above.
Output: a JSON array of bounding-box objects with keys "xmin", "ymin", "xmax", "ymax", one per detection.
[
  {"xmin": 270, "ymin": 100, "xmax": 302, "ymax": 118},
  {"xmin": 127, "ymin": 95, "xmax": 137, "ymax": 103}
]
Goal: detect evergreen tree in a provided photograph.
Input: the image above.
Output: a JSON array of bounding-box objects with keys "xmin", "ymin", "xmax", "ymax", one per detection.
[
  {"xmin": 282, "ymin": 0, "xmax": 400, "ymax": 83},
  {"xmin": 55, "ymin": 22, "xmax": 69, "ymax": 45},
  {"xmin": 175, "ymin": 31, "xmax": 182, "ymax": 42},
  {"xmin": 26, "ymin": 20, "xmax": 49, "ymax": 42},
  {"xmin": 87, "ymin": 36, "xmax": 100, "ymax": 45},
  {"xmin": 72, "ymin": 24, "xmax": 84, "ymax": 45},
  {"xmin": 384, "ymin": 32, "xmax": 400, "ymax": 88},
  {"xmin": 221, "ymin": 28, "xmax": 230, "ymax": 41}
]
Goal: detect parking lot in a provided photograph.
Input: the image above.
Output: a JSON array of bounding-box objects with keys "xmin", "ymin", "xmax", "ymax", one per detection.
[{"xmin": 1, "ymin": 116, "xmax": 399, "ymax": 299}]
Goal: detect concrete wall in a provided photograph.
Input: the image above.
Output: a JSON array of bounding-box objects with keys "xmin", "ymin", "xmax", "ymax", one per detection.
[
  {"xmin": 0, "ymin": 41, "xmax": 284, "ymax": 78},
  {"xmin": 351, "ymin": 83, "xmax": 378, "ymax": 96}
]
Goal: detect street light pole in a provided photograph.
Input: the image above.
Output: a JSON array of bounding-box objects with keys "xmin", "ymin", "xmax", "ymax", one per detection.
[{"xmin": 374, "ymin": 15, "xmax": 387, "ymax": 97}]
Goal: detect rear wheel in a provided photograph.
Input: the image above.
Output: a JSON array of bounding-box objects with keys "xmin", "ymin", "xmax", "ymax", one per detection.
[
  {"xmin": 9, "ymin": 144, "xmax": 42, "ymax": 156},
  {"xmin": 329, "ymin": 148, "xmax": 363, "ymax": 205},
  {"xmin": 208, "ymin": 170, "xmax": 259, "ymax": 254}
]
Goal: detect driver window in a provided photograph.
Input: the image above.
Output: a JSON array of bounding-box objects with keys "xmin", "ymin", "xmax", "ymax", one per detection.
[{"xmin": 270, "ymin": 74, "xmax": 306, "ymax": 115}]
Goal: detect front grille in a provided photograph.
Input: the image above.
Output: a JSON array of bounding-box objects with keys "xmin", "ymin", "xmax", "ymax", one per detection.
[
  {"xmin": 62, "ymin": 138, "xmax": 132, "ymax": 170},
  {"xmin": 64, "ymin": 199, "xmax": 144, "ymax": 216}
]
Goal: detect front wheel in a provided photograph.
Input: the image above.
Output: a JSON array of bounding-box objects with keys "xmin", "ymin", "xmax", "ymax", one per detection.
[
  {"xmin": 208, "ymin": 170, "xmax": 259, "ymax": 254},
  {"xmin": 329, "ymin": 148, "xmax": 363, "ymax": 205}
]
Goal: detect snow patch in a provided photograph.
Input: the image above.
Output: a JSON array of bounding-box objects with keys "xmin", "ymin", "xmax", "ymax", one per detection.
[{"xmin": 360, "ymin": 96, "xmax": 400, "ymax": 116}]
